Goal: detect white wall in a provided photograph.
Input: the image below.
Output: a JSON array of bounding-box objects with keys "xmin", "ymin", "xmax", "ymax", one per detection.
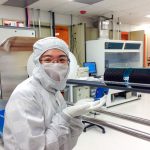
[
  {"xmin": 112, "ymin": 22, "xmax": 134, "ymax": 32},
  {"xmin": 129, "ymin": 24, "xmax": 150, "ymax": 32},
  {"xmin": 113, "ymin": 22, "xmax": 150, "ymax": 33},
  {"xmin": 1, "ymin": 5, "xmax": 148, "ymax": 33},
  {"xmin": 0, "ymin": 5, "xmax": 25, "ymax": 21},
  {"xmin": 0, "ymin": 5, "xmax": 93, "ymax": 27},
  {"xmin": 30, "ymin": 9, "xmax": 93, "ymax": 26}
]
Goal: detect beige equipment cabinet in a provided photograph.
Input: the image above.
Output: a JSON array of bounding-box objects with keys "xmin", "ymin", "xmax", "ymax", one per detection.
[{"xmin": 73, "ymin": 86, "xmax": 90, "ymax": 103}]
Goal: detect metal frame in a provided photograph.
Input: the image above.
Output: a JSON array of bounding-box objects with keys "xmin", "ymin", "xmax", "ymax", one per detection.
[
  {"xmin": 67, "ymin": 79, "xmax": 150, "ymax": 93},
  {"xmin": 97, "ymin": 109, "xmax": 150, "ymax": 126},
  {"xmin": 67, "ymin": 79, "xmax": 150, "ymax": 141},
  {"xmin": 82, "ymin": 116, "xmax": 150, "ymax": 142}
]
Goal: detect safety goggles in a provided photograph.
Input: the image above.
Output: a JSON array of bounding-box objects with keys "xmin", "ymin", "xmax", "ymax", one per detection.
[{"xmin": 40, "ymin": 55, "xmax": 70, "ymax": 64}]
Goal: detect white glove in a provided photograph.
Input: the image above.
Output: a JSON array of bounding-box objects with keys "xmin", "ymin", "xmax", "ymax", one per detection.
[
  {"xmin": 63, "ymin": 96, "xmax": 107, "ymax": 118},
  {"xmin": 63, "ymin": 103, "xmax": 90, "ymax": 118},
  {"xmin": 76, "ymin": 95, "xmax": 107, "ymax": 108}
]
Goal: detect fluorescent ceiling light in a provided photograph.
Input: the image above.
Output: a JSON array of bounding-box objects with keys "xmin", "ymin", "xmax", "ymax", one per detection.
[
  {"xmin": 145, "ymin": 15, "xmax": 150, "ymax": 18},
  {"xmin": 74, "ymin": 0, "xmax": 103, "ymax": 5}
]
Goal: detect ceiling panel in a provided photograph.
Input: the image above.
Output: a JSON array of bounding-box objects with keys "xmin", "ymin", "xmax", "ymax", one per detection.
[
  {"xmin": 29, "ymin": 0, "xmax": 67, "ymax": 10},
  {"xmin": 0, "ymin": 0, "xmax": 7, "ymax": 5},
  {"xmin": 52, "ymin": 1, "xmax": 88, "ymax": 14},
  {"xmin": 1, "ymin": 0, "xmax": 150, "ymax": 25},
  {"xmin": 3, "ymin": 0, "xmax": 39, "ymax": 8}
]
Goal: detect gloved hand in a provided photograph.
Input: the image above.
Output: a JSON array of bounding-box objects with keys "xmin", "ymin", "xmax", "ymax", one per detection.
[
  {"xmin": 63, "ymin": 96, "xmax": 107, "ymax": 118},
  {"xmin": 76, "ymin": 95, "xmax": 107, "ymax": 107}
]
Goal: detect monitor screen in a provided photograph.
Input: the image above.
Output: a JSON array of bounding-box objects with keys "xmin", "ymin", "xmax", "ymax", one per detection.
[{"xmin": 83, "ymin": 62, "xmax": 97, "ymax": 74}]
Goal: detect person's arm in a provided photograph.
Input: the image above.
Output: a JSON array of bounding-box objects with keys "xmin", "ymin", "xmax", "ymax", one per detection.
[
  {"xmin": 4, "ymin": 91, "xmax": 82, "ymax": 150},
  {"xmin": 46, "ymin": 112, "xmax": 83, "ymax": 150},
  {"xmin": 54, "ymin": 92, "xmax": 83, "ymax": 149}
]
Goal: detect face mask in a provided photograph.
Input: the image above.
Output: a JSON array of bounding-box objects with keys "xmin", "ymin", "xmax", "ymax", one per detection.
[{"xmin": 42, "ymin": 63, "xmax": 69, "ymax": 81}]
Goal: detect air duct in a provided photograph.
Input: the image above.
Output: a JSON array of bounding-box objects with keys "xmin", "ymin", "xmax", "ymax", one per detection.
[
  {"xmin": 98, "ymin": 15, "xmax": 113, "ymax": 39},
  {"xmin": 99, "ymin": 17, "xmax": 109, "ymax": 39}
]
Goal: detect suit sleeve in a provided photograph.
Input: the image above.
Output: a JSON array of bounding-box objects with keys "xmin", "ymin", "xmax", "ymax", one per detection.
[{"xmin": 4, "ymin": 91, "xmax": 83, "ymax": 150}]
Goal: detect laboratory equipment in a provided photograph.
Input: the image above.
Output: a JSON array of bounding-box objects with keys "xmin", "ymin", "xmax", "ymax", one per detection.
[
  {"xmin": 67, "ymin": 77, "xmax": 150, "ymax": 142},
  {"xmin": 83, "ymin": 62, "xmax": 97, "ymax": 76},
  {"xmin": 86, "ymin": 39, "xmax": 143, "ymax": 106},
  {"xmin": 86, "ymin": 39, "xmax": 143, "ymax": 76},
  {"xmin": 73, "ymin": 86, "xmax": 90, "ymax": 102},
  {"xmin": 77, "ymin": 67, "xmax": 89, "ymax": 78}
]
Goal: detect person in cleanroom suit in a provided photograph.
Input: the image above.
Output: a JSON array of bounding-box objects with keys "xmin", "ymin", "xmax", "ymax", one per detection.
[{"xmin": 3, "ymin": 37, "xmax": 106, "ymax": 150}]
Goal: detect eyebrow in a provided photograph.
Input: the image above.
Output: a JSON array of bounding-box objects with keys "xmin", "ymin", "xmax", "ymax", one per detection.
[{"xmin": 41, "ymin": 54, "xmax": 67, "ymax": 58}]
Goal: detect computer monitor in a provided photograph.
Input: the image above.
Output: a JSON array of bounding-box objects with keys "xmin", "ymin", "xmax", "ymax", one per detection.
[{"xmin": 83, "ymin": 62, "xmax": 97, "ymax": 75}]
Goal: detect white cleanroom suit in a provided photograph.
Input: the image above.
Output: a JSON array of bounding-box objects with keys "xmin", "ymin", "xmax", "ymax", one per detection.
[
  {"xmin": 3, "ymin": 37, "xmax": 105, "ymax": 150},
  {"xmin": 4, "ymin": 76, "xmax": 83, "ymax": 150},
  {"xmin": 3, "ymin": 37, "xmax": 83, "ymax": 150}
]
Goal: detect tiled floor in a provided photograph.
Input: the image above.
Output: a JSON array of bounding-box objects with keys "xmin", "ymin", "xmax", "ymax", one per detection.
[
  {"xmin": 73, "ymin": 93, "xmax": 150, "ymax": 150},
  {"xmin": 1, "ymin": 93, "xmax": 150, "ymax": 150}
]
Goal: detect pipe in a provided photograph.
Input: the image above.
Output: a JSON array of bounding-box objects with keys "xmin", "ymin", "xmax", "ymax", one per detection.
[
  {"xmin": 37, "ymin": 9, "xmax": 41, "ymax": 38},
  {"xmin": 25, "ymin": 7, "xmax": 29, "ymax": 27},
  {"xmin": 25, "ymin": 0, "xmax": 30, "ymax": 27},
  {"xmin": 70, "ymin": 14, "xmax": 73, "ymax": 52},
  {"xmin": 66, "ymin": 102, "xmax": 150, "ymax": 126},
  {"xmin": 105, "ymin": 81, "xmax": 150, "ymax": 89},
  {"xmin": 97, "ymin": 109, "xmax": 150, "ymax": 126},
  {"xmin": 31, "ymin": 8, "xmax": 35, "ymax": 28},
  {"xmin": 84, "ymin": 23, "xmax": 86, "ymax": 62},
  {"xmin": 111, "ymin": 14, "xmax": 114, "ymax": 40},
  {"xmin": 67, "ymin": 79, "xmax": 150, "ymax": 94},
  {"xmin": 49, "ymin": 11, "xmax": 53, "ymax": 36},
  {"xmin": 66, "ymin": 99, "xmax": 150, "ymax": 141},
  {"xmin": 117, "ymin": 17, "xmax": 120, "ymax": 40},
  {"xmin": 82, "ymin": 116, "xmax": 150, "ymax": 142},
  {"xmin": 52, "ymin": 12, "xmax": 55, "ymax": 36}
]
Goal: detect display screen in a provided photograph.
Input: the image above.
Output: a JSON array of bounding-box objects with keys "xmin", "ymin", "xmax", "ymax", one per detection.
[
  {"xmin": 83, "ymin": 62, "xmax": 97, "ymax": 74},
  {"xmin": 105, "ymin": 42, "xmax": 124, "ymax": 49},
  {"xmin": 124, "ymin": 43, "xmax": 141, "ymax": 49}
]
